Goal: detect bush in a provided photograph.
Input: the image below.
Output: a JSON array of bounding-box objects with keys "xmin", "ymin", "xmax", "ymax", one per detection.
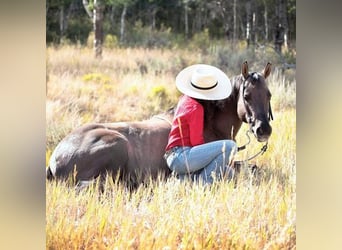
[
  {"xmin": 82, "ymin": 73, "xmax": 111, "ymax": 85},
  {"xmin": 104, "ymin": 34, "xmax": 118, "ymax": 49},
  {"xmin": 145, "ymin": 85, "xmax": 178, "ymax": 115},
  {"xmin": 188, "ymin": 28, "xmax": 211, "ymax": 53},
  {"xmin": 209, "ymin": 44, "xmax": 254, "ymax": 75},
  {"xmin": 86, "ymin": 31, "xmax": 95, "ymax": 48},
  {"xmin": 65, "ymin": 17, "xmax": 92, "ymax": 45},
  {"xmin": 126, "ymin": 21, "xmax": 173, "ymax": 48}
]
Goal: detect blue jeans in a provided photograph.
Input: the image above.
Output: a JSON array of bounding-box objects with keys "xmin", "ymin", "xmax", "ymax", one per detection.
[{"xmin": 165, "ymin": 140, "xmax": 237, "ymax": 184}]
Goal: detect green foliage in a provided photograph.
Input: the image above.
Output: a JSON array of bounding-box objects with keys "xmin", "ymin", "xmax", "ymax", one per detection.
[
  {"xmin": 145, "ymin": 85, "xmax": 179, "ymax": 115},
  {"xmin": 104, "ymin": 34, "xmax": 119, "ymax": 48},
  {"xmin": 46, "ymin": 0, "xmax": 296, "ymax": 54},
  {"xmin": 188, "ymin": 28, "xmax": 210, "ymax": 53},
  {"xmin": 149, "ymin": 85, "xmax": 167, "ymax": 99},
  {"xmin": 82, "ymin": 73, "xmax": 112, "ymax": 85},
  {"xmin": 210, "ymin": 44, "xmax": 254, "ymax": 75},
  {"xmin": 127, "ymin": 21, "xmax": 173, "ymax": 48},
  {"xmin": 86, "ymin": 32, "xmax": 95, "ymax": 48},
  {"xmin": 283, "ymin": 49, "xmax": 296, "ymax": 65},
  {"xmin": 65, "ymin": 17, "xmax": 92, "ymax": 45}
]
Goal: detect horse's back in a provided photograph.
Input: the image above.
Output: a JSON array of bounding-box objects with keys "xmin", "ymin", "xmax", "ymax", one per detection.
[
  {"xmin": 48, "ymin": 123, "xmax": 130, "ymax": 181},
  {"xmin": 123, "ymin": 119, "xmax": 171, "ymax": 179},
  {"xmin": 47, "ymin": 119, "xmax": 172, "ymax": 183}
]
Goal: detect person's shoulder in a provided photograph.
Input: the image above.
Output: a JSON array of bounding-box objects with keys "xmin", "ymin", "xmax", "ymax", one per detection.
[
  {"xmin": 176, "ymin": 95, "xmax": 200, "ymax": 114},
  {"xmin": 184, "ymin": 96, "xmax": 203, "ymax": 114},
  {"xmin": 180, "ymin": 95, "xmax": 196, "ymax": 105}
]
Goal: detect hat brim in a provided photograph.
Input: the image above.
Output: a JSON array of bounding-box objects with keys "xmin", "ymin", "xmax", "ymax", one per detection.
[{"xmin": 175, "ymin": 64, "xmax": 232, "ymax": 100}]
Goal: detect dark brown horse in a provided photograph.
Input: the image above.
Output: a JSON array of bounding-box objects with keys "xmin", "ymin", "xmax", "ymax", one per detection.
[{"xmin": 46, "ymin": 61, "xmax": 273, "ymax": 186}]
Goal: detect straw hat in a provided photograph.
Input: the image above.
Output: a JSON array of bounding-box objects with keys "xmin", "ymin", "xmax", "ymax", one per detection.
[{"xmin": 175, "ymin": 64, "xmax": 231, "ymax": 100}]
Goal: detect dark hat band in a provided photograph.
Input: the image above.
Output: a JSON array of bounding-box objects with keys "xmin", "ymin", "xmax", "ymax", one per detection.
[{"xmin": 190, "ymin": 81, "xmax": 218, "ymax": 90}]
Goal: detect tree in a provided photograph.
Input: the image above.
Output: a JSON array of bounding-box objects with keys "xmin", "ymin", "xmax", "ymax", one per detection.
[
  {"xmin": 94, "ymin": 0, "xmax": 105, "ymax": 57},
  {"xmin": 83, "ymin": 0, "xmax": 105, "ymax": 58},
  {"xmin": 108, "ymin": 0, "xmax": 136, "ymax": 43},
  {"xmin": 46, "ymin": 0, "xmax": 77, "ymax": 43},
  {"xmin": 262, "ymin": 0, "xmax": 269, "ymax": 41},
  {"xmin": 274, "ymin": 0, "xmax": 288, "ymax": 53},
  {"xmin": 46, "ymin": 0, "xmax": 296, "ymax": 52},
  {"xmin": 183, "ymin": 0, "xmax": 189, "ymax": 38}
]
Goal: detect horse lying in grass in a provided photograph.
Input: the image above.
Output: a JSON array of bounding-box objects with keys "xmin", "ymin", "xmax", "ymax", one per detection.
[{"xmin": 46, "ymin": 61, "xmax": 273, "ymax": 187}]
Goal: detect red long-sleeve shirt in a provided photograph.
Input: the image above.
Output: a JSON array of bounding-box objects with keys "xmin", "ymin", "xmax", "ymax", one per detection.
[{"xmin": 165, "ymin": 95, "xmax": 205, "ymax": 151}]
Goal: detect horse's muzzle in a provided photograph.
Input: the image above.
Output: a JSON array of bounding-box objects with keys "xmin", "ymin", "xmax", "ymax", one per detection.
[{"xmin": 252, "ymin": 120, "xmax": 272, "ymax": 142}]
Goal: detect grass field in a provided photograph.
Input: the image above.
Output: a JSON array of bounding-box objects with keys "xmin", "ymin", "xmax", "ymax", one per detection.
[{"xmin": 46, "ymin": 45, "xmax": 296, "ymax": 249}]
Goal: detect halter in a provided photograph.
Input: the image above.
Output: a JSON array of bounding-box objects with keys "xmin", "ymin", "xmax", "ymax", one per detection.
[
  {"xmin": 237, "ymin": 74, "xmax": 273, "ymax": 161},
  {"xmin": 241, "ymin": 80, "xmax": 253, "ymax": 124},
  {"xmin": 241, "ymin": 74, "xmax": 273, "ymax": 125}
]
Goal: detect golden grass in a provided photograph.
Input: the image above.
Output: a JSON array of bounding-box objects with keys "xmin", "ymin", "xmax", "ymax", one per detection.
[
  {"xmin": 46, "ymin": 45, "xmax": 296, "ymax": 249},
  {"xmin": 47, "ymin": 173, "xmax": 295, "ymax": 249}
]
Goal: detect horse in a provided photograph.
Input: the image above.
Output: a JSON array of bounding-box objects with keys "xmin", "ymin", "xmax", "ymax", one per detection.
[{"xmin": 46, "ymin": 61, "xmax": 273, "ymax": 187}]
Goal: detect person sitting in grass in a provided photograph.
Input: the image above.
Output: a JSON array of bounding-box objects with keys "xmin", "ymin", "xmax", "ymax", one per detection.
[{"xmin": 164, "ymin": 64, "xmax": 237, "ymax": 184}]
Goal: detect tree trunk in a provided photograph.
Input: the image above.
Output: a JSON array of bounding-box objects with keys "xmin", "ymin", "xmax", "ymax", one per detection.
[
  {"xmin": 246, "ymin": 0, "xmax": 251, "ymax": 48},
  {"xmin": 233, "ymin": 0, "xmax": 237, "ymax": 43},
  {"xmin": 109, "ymin": 5, "xmax": 115, "ymax": 33},
  {"xmin": 263, "ymin": 0, "xmax": 268, "ymax": 41},
  {"xmin": 150, "ymin": 4, "xmax": 157, "ymax": 30},
  {"xmin": 184, "ymin": 1, "xmax": 189, "ymax": 39},
  {"xmin": 274, "ymin": 0, "xmax": 288, "ymax": 53},
  {"xmin": 59, "ymin": 4, "xmax": 65, "ymax": 42},
  {"xmin": 82, "ymin": 0, "xmax": 93, "ymax": 18},
  {"xmin": 280, "ymin": 0, "xmax": 289, "ymax": 50},
  {"xmin": 59, "ymin": 0, "xmax": 78, "ymax": 43},
  {"xmin": 120, "ymin": 4, "xmax": 127, "ymax": 43},
  {"xmin": 252, "ymin": 12, "xmax": 256, "ymax": 43},
  {"xmin": 94, "ymin": 0, "xmax": 104, "ymax": 58}
]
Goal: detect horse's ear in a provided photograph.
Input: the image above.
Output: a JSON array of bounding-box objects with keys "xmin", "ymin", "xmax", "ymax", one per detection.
[
  {"xmin": 263, "ymin": 62, "xmax": 272, "ymax": 79},
  {"xmin": 242, "ymin": 61, "xmax": 249, "ymax": 79}
]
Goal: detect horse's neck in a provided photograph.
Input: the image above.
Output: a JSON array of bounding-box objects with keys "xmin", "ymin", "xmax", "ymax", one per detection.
[
  {"xmin": 205, "ymin": 75, "xmax": 243, "ymax": 141},
  {"xmin": 222, "ymin": 76, "xmax": 244, "ymax": 139}
]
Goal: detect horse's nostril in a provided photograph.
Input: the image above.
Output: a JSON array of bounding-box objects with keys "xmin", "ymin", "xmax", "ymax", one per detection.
[{"xmin": 256, "ymin": 126, "xmax": 263, "ymax": 135}]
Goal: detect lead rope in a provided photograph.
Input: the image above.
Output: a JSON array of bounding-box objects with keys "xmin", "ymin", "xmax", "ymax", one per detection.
[
  {"xmin": 245, "ymin": 141, "xmax": 268, "ymax": 161},
  {"xmin": 237, "ymin": 130, "xmax": 269, "ymax": 162}
]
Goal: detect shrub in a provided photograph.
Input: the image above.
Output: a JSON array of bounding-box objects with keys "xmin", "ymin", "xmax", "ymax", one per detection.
[
  {"xmin": 86, "ymin": 31, "xmax": 95, "ymax": 48},
  {"xmin": 146, "ymin": 85, "xmax": 178, "ymax": 115},
  {"xmin": 188, "ymin": 29, "xmax": 210, "ymax": 53},
  {"xmin": 104, "ymin": 34, "xmax": 118, "ymax": 49},
  {"xmin": 127, "ymin": 21, "xmax": 173, "ymax": 48},
  {"xmin": 82, "ymin": 73, "xmax": 111, "ymax": 85}
]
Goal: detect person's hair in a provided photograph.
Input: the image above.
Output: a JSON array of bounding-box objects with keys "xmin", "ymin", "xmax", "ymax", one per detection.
[{"xmin": 194, "ymin": 98, "xmax": 225, "ymax": 125}]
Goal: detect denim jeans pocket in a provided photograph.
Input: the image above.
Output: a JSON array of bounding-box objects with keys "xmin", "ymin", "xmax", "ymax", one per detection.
[
  {"xmin": 165, "ymin": 147, "xmax": 183, "ymax": 170},
  {"xmin": 168, "ymin": 147, "xmax": 191, "ymax": 174}
]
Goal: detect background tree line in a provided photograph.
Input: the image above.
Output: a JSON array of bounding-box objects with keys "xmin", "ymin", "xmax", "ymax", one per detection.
[{"xmin": 46, "ymin": 0, "xmax": 295, "ymax": 58}]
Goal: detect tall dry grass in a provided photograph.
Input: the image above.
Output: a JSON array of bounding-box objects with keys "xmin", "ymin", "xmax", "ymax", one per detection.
[{"xmin": 46, "ymin": 45, "xmax": 296, "ymax": 249}]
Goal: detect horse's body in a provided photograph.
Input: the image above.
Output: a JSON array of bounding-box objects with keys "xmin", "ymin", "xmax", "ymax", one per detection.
[
  {"xmin": 47, "ymin": 114, "xmax": 173, "ymax": 185},
  {"xmin": 46, "ymin": 62, "xmax": 273, "ymax": 186}
]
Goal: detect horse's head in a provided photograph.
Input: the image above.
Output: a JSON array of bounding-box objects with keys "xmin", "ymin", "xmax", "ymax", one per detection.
[{"xmin": 237, "ymin": 61, "xmax": 273, "ymax": 142}]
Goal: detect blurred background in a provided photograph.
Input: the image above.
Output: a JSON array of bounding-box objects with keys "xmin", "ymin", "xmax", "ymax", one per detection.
[{"xmin": 46, "ymin": 0, "xmax": 296, "ymax": 67}]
